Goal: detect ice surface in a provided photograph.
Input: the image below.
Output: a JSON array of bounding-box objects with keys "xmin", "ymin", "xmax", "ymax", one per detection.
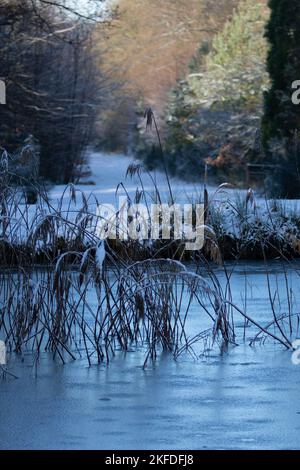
[{"xmin": 1, "ymin": 260, "xmax": 300, "ymax": 450}]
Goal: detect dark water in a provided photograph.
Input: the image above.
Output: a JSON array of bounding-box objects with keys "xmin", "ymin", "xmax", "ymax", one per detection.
[{"xmin": 1, "ymin": 260, "xmax": 300, "ymax": 449}]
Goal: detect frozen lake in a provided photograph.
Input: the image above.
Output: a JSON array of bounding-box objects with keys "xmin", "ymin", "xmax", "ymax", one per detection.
[{"xmin": 1, "ymin": 260, "xmax": 300, "ymax": 450}]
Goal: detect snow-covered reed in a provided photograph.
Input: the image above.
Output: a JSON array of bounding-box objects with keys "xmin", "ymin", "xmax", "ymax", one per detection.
[
  {"xmin": 1, "ymin": 144, "xmax": 300, "ymax": 266},
  {"xmin": 0, "ymin": 253, "xmax": 297, "ymax": 377}
]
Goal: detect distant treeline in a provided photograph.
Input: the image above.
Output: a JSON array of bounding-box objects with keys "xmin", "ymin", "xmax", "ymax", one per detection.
[
  {"xmin": 0, "ymin": 0, "xmax": 103, "ymax": 183},
  {"xmin": 93, "ymin": 0, "xmax": 239, "ymax": 153},
  {"xmin": 98, "ymin": 0, "xmax": 300, "ymax": 198}
]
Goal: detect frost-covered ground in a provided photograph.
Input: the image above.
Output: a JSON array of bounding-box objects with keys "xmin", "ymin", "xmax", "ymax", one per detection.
[
  {"xmin": 51, "ymin": 151, "xmax": 300, "ymax": 212},
  {"xmin": 7, "ymin": 151, "xmax": 207, "ymax": 244},
  {"xmin": 72, "ymin": 153, "xmax": 300, "ymax": 255},
  {"xmin": 23, "ymin": 153, "xmax": 300, "ymax": 244},
  {"xmin": 51, "ymin": 151, "xmax": 210, "ymax": 205}
]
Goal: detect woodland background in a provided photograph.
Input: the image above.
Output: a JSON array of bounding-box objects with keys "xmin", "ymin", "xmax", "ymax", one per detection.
[{"xmin": 1, "ymin": 0, "xmax": 299, "ymax": 196}]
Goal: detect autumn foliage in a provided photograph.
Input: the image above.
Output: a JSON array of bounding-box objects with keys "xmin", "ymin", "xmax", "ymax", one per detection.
[{"xmin": 95, "ymin": 0, "xmax": 239, "ymax": 149}]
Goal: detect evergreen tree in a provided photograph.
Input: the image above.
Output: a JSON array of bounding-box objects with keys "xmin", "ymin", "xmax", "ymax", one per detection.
[
  {"xmin": 263, "ymin": 0, "xmax": 300, "ymax": 141},
  {"xmin": 262, "ymin": 0, "xmax": 300, "ymax": 196},
  {"xmin": 162, "ymin": 0, "xmax": 269, "ymax": 182}
]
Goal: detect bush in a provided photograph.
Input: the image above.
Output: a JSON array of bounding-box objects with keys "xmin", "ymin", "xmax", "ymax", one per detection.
[{"xmin": 162, "ymin": 0, "xmax": 269, "ymax": 182}]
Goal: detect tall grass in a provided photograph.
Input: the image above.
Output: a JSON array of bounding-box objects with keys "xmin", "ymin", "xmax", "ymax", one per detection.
[{"xmin": 1, "ymin": 254, "xmax": 297, "ymax": 375}]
